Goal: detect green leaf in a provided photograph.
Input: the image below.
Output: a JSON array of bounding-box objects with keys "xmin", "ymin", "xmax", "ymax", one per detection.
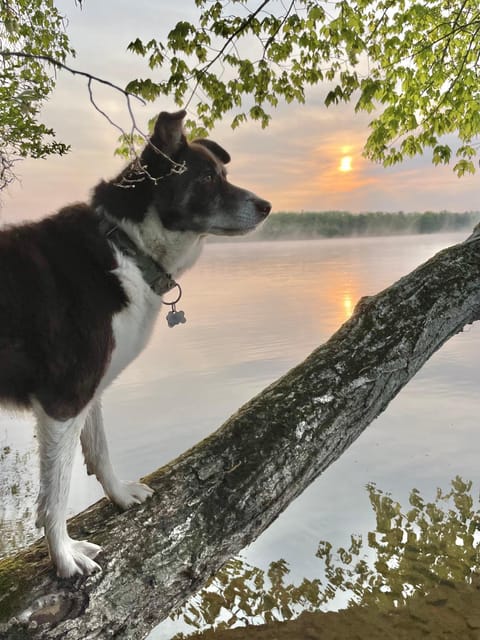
[{"xmin": 453, "ymin": 159, "xmax": 475, "ymax": 177}]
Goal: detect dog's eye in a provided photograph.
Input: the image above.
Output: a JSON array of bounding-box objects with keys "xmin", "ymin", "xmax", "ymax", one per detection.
[{"xmin": 200, "ymin": 172, "xmax": 215, "ymax": 184}]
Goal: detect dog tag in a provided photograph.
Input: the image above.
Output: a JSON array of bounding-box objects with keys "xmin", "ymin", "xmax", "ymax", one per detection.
[{"xmin": 166, "ymin": 304, "xmax": 186, "ymax": 328}]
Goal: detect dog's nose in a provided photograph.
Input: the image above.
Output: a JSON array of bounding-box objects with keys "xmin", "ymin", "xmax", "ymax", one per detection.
[{"xmin": 255, "ymin": 198, "xmax": 272, "ymax": 218}]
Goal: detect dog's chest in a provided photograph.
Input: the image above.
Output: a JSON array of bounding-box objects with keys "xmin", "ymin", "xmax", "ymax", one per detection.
[{"xmin": 100, "ymin": 253, "xmax": 163, "ymax": 390}]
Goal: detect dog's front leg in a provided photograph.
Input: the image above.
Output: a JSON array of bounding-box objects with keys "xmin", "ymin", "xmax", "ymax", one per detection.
[
  {"xmin": 81, "ymin": 399, "xmax": 154, "ymax": 509},
  {"xmin": 34, "ymin": 404, "xmax": 101, "ymax": 578}
]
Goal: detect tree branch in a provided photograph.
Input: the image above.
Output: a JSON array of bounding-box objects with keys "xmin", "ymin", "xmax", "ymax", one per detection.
[
  {"xmin": 2, "ymin": 227, "xmax": 480, "ymax": 639},
  {"xmin": 0, "ymin": 51, "xmax": 144, "ymax": 104},
  {"xmin": 0, "ymin": 50, "xmax": 185, "ymax": 188},
  {"xmin": 0, "ymin": 50, "xmax": 145, "ymax": 153},
  {"xmin": 184, "ymin": 0, "xmax": 272, "ymax": 108}
]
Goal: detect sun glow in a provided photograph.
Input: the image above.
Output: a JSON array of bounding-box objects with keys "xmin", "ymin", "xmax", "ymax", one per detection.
[
  {"xmin": 339, "ymin": 155, "xmax": 353, "ymax": 172},
  {"xmin": 343, "ymin": 294, "xmax": 354, "ymax": 320}
]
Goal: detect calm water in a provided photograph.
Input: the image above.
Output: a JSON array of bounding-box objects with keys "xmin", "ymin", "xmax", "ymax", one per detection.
[{"xmin": 1, "ymin": 232, "xmax": 480, "ymax": 635}]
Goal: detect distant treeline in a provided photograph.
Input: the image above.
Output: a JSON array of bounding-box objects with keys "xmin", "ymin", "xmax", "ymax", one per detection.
[{"xmin": 252, "ymin": 210, "xmax": 480, "ymax": 240}]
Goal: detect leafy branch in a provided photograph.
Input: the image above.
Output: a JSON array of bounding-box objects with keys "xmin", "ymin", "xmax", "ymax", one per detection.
[
  {"xmin": 125, "ymin": 0, "xmax": 480, "ymax": 175},
  {"xmin": 184, "ymin": 0, "xmax": 272, "ymax": 109},
  {"xmin": 2, "ymin": 0, "xmax": 480, "ymax": 182},
  {"xmin": 0, "ymin": 49, "xmax": 148, "ymax": 172},
  {"xmin": 0, "ymin": 46, "xmax": 184, "ymax": 189}
]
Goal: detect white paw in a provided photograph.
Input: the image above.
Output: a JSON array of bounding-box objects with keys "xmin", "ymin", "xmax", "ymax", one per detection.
[
  {"xmin": 54, "ymin": 539, "xmax": 102, "ymax": 578},
  {"xmin": 108, "ymin": 481, "xmax": 154, "ymax": 510}
]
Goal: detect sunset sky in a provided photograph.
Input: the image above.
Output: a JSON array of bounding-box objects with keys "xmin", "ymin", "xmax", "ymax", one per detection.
[{"xmin": 1, "ymin": 0, "xmax": 479, "ymax": 223}]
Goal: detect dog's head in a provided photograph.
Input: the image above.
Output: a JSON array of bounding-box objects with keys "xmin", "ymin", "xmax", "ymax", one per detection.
[{"xmin": 94, "ymin": 110, "xmax": 271, "ymax": 236}]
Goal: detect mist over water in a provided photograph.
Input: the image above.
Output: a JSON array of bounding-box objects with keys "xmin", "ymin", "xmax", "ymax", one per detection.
[{"xmin": 249, "ymin": 210, "xmax": 480, "ymax": 241}]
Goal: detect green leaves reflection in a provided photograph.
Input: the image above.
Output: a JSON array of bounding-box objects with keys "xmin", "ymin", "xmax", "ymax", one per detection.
[
  {"xmin": 170, "ymin": 477, "xmax": 480, "ymax": 637},
  {"xmin": 321, "ymin": 478, "xmax": 480, "ymax": 610}
]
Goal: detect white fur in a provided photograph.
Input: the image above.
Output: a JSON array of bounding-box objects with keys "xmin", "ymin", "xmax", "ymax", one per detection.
[
  {"xmin": 101, "ymin": 209, "xmax": 205, "ymax": 387},
  {"xmin": 34, "ymin": 212, "xmax": 206, "ymax": 578},
  {"xmin": 121, "ymin": 207, "xmax": 205, "ymax": 279},
  {"xmin": 81, "ymin": 400, "xmax": 153, "ymax": 510},
  {"xmin": 34, "ymin": 402, "xmax": 102, "ymax": 577},
  {"xmin": 101, "ymin": 249, "xmax": 163, "ymax": 390}
]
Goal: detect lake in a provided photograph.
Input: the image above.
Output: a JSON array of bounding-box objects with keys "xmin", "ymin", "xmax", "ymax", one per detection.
[{"xmin": 1, "ymin": 232, "xmax": 480, "ymax": 636}]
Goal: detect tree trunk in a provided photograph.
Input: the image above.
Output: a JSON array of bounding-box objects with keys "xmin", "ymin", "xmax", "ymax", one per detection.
[{"xmin": 2, "ymin": 228, "xmax": 480, "ymax": 640}]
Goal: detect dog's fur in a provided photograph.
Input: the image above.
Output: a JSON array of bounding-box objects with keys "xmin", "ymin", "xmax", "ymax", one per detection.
[{"xmin": 0, "ymin": 110, "xmax": 271, "ymax": 577}]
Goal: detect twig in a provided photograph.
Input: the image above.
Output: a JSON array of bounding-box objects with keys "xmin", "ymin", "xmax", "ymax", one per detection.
[
  {"xmin": 263, "ymin": 0, "xmax": 296, "ymax": 54},
  {"xmin": 0, "ymin": 51, "xmax": 144, "ymax": 104},
  {"xmin": 184, "ymin": 0, "xmax": 272, "ymax": 109},
  {"xmin": 1, "ymin": 50, "xmax": 186, "ymax": 186}
]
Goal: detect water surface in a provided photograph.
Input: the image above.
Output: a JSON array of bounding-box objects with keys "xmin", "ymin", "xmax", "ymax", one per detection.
[{"xmin": 1, "ymin": 232, "xmax": 479, "ymax": 634}]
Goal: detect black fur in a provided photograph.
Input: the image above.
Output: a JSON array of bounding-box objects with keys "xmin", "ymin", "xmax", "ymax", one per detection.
[{"xmin": 0, "ymin": 204, "xmax": 127, "ymax": 420}]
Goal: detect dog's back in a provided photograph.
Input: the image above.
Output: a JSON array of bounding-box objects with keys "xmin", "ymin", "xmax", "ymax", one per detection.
[{"xmin": 0, "ymin": 204, "xmax": 128, "ymax": 420}]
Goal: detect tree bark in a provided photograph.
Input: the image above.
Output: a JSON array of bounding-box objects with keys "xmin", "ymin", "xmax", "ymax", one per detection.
[{"xmin": 2, "ymin": 228, "xmax": 480, "ymax": 639}]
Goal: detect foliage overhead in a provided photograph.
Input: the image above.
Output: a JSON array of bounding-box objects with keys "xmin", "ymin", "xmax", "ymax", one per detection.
[
  {"xmin": 126, "ymin": 0, "xmax": 480, "ymax": 176},
  {"xmin": 0, "ymin": 0, "xmax": 72, "ymax": 187},
  {"xmin": 1, "ymin": 0, "xmax": 479, "ymax": 190}
]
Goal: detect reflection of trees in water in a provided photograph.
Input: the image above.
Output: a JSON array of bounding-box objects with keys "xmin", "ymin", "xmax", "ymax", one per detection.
[
  {"xmin": 0, "ymin": 444, "xmax": 37, "ymax": 558},
  {"xmin": 320, "ymin": 477, "xmax": 480, "ymax": 609},
  {"xmin": 169, "ymin": 477, "xmax": 480, "ymax": 637}
]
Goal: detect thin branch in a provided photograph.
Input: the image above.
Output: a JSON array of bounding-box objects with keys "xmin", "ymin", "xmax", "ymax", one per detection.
[
  {"xmin": 86, "ymin": 77, "xmax": 127, "ymax": 136},
  {"xmin": 428, "ymin": 24, "xmax": 480, "ymax": 120},
  {"xmin": 380, "ymin": 15, "xmax": 480, "ymax": 71},
  {"xmin": 1, "ymin": 50, "xmax": 186, "ymax": 187},
  {"xmin": 184, "ymin": 0, "xmax": 272, "ymax": 109},
  {"xmin": 0, "ymin": 152, "xmax": 16, "ymax": 191},
  {"xmin": 263, "ymin": 0, "xmax": 296, "ymax": 52},
  {"xmin": 438, "ymin": 0, "xmax": 471, "ymax": 68},
  {"xmin": 0, "ymin": 51, "xmax": 144, "ymax": 104}
]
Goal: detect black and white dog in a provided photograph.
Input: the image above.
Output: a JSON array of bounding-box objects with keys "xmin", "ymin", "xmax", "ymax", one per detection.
[{"xmin": 0, "ymin": 110, "xmax": 271, "ymax": 577}]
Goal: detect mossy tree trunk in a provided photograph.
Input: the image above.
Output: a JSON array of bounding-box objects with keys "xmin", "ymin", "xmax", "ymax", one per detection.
[{"xmin": 1, "ymin": 228, "xmax": 480, "ymax": 639}]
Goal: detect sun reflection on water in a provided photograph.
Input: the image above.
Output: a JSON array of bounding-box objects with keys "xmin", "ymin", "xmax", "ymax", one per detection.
[{"xmin": 342, "ymin": 293, "xmax": 354, "ymax": 320}]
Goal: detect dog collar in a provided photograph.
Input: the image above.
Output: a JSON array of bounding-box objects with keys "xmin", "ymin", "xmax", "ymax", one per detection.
[
  {"xmin": 96, "ymin": 208, "xmax": 187, "ymax": 327},
  {"xmin": 97, "ymin": 212, "xmax": 176, "ymax": 295},
  {"xmin": 96, "ymin": 209, "xmax": 187, "ymax": 328}
]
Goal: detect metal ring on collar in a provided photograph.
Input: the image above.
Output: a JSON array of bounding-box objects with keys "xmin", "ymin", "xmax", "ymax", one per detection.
[{"xmin": 162, "ymin": 282, "xmax": 182, "ymax": 307}]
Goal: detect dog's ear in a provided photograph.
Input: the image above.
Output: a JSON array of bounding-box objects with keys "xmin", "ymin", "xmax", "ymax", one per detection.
[
  {"xmin": 193, "ymin": 139, "xmax": 231, "ymax": 165},
  {"xmin": 151, "ymin": 110, "xmax": 187, "ymax": 155}
]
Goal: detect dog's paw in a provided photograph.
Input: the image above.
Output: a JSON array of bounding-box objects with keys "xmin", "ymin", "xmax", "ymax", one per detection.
[
  {"xmin": 54, "ymin": 539, "xmax": 102, "ymax": 578},
  {"xmin": 108, "ymin": 481, "xmax": 154, "ymax": 510}
]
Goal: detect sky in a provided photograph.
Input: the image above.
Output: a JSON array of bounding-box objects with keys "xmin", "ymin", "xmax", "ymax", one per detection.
[{"xmin": 1, "ymin": 0, "xmax": 479, "ymax": 223}]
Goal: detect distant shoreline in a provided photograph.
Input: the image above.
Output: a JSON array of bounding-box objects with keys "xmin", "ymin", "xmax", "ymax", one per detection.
[{"xmin": 214, "ymin": 210, "xmax": 480, "ymax": 242}]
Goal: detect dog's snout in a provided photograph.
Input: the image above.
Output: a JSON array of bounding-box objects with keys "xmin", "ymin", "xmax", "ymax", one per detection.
[{"xmin": 254, "ymin": 198, "xmax": 272, "ymax": 218}]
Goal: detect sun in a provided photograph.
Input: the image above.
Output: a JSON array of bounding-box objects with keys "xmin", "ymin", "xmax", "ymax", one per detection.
[{"xmin": 339, "ymin": 155, "xmax": 353, "ymax": 172}]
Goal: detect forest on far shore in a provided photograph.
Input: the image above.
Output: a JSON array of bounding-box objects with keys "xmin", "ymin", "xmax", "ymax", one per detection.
[{"xmin": 248, "ymin": 210, "xmax": 480, "ymax": 240}]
